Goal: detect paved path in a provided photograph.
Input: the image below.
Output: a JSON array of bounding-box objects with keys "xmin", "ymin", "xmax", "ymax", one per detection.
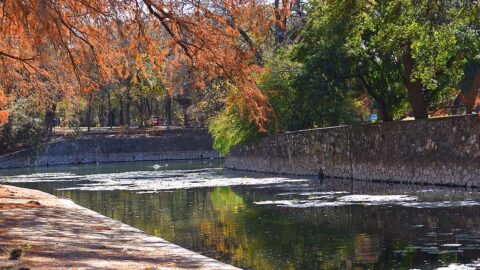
[{"xmin": 0, "ymin": 185, "xmax": 239, "ymax": 270}]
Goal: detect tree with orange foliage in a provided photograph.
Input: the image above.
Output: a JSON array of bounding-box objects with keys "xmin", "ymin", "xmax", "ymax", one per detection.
[
  {"xmin": 0, "ymin": 89, "xmax": 7, "ymax": 123},
  {"xmin": 0, "ymin": 0, "xmax": 294, "ymax": 130}
]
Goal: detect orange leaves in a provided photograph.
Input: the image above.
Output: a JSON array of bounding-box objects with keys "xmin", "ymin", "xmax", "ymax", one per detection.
[
  {"xmin": 223, "ymin": 76, "xmax": 274, "ymax": 133},
  {"xmin": 0, "ymin": 88, "xmax": 8, "ymax": 124},
  {"xmin": 271, "ymin": 0, "xmax": 296, "ymax": 31},
  {"xmin": 0, "ymin": 111, "xmax": 8, "ymax": 124},
  {"xmin": 0, "ymin": 0, "xmax": 283, "ymax": 130},
  {"xmin": 0, "ymin": 88, "xmax": 7, "ymax": 107}
]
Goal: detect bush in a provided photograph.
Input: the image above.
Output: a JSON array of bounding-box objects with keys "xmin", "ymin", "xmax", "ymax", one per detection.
[
  {"xmin": 14, "ymin": 117, "xmax": 45, "ymax": 155},
  {"xmin": 0, "ymin": 117, "xmax": 15, "ymax": 154},
  {"xmin": 0, "ymin": 99, "xmax": 45, "ymax": 156}
]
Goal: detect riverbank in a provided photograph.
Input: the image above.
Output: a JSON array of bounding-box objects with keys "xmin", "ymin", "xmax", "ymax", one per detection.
[
  {"xmin": 226, "ymin": 115, "xmax": 480, "ymax": 187},
  {"xmin": 0, "ymin": 128, "xmax": 220, "ymax": 169},
  {"xmin": 0, "ymin": 185, "xmax": 238, "ymax": 270}
]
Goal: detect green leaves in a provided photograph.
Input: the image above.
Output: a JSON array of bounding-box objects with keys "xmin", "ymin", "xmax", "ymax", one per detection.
[
  {"xmin": 305, "ymin": 0, "xmax": 479, "ymax": 116},
  {"xmin": 209, "ymin": 107, "xmax": 259, "ymax": 156}
]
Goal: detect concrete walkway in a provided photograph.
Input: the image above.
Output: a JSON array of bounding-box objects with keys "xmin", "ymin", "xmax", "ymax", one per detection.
[{"xmin": 0, "ymin": 185, "xmax": 239, "ymax": 270}]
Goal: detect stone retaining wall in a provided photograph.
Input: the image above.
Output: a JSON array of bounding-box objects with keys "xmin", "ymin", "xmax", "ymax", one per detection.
[
  {"xmin": 0, "ymin": 132, "xmax": 220, "ymax": 169},
  {"xmin": 225, "ymin": 115, "xmax": 480, "ymax": 186}
]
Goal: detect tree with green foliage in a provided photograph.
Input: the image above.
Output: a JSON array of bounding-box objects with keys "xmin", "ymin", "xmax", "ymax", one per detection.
[
  {"xmin": 292, "ymin": 0, "xmax": 407, "ymax": 122},
  {"xmin": 293, "ymin": 0, "xmax": 479, "ymax": 121},
  {"xmin": 261, "ymin": 49, "xmax": 360, "ymax": 129},
  {"xmin": 345, "ymin": 0, "xmax": 480, "ymax": 118}
]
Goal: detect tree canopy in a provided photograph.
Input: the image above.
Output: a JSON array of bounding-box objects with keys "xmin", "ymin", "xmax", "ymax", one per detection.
[
  {"xmin": 0, "ymin": 0, "xmax": 296, "ymax": 127},
  {"xmin": 294, "ymin": 0, "xmax": 479, "ymax": 120}
]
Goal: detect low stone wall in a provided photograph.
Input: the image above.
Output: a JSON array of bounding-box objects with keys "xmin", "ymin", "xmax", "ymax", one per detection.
[
  {"xmin": 226, "ymin": 115, "xmax": 480, "ymax": 186},
  {"xmin": 0, "ymin": 131, "xmax": 220, "ymax": 169}
]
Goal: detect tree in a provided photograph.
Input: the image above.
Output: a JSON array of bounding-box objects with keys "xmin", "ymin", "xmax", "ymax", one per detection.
[
  {"xmin": 292, "ymin": 0, "xmax": 408, "ymax": 123},
  {"xmin": 0, "ymin": 0, "xmax": 292, "ymax": 129},
  {"xmin": 293, "ymin": 0, "xmax": 479, "ymax": 121},
  {"xmin": 348, "ymin": 0, "xmax": 480, "ymax": 118}
]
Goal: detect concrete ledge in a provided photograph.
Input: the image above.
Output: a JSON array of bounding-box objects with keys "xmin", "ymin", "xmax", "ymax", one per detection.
[{"xmin": 0, "ymin": 185, "xmax": 238, "ymax": 270}]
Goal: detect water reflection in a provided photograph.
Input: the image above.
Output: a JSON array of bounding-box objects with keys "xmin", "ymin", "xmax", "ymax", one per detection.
[{"xmin": 2, "ymin": 162, "xmax": 480, "ymax": 269}]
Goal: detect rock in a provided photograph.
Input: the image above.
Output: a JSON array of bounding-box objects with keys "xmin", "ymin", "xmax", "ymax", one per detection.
[{"xmin": 9, "ymin": 248, "xmax": 22, "ymax": 260}]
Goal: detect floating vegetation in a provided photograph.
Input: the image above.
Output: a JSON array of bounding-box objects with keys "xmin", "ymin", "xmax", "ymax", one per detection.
[
  {"xmin": 0, "ymin": 169, "xmax": 309, "ymax": 192},
  {"xmin": 435, "ymin": 259, "xmax": 480, "ymax": 270},
  {"xmin": 255, "ymin": 194, "xmax": 480, "ymax": 209}
]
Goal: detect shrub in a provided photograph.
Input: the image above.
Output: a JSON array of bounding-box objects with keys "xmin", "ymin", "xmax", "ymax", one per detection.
[{"xmin": 0, "ymin": 99, "xmax": 45, "ymax": 156}]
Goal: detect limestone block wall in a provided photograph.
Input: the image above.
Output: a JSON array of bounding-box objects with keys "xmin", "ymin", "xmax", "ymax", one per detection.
[
  {"xmin": 225, "ymin": 115, "xmax": 480, "ymax": 186},
  {"xmin": 0, "ymin": 132, "xmax": 220, "ymax": 169}
]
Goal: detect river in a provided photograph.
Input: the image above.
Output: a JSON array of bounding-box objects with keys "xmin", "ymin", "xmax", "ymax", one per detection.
[{"xmin": 1, "ymin": 160, "xmax": 480, "ymax": 270}]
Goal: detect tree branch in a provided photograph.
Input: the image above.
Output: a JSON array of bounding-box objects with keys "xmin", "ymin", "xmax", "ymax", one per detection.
[
  {"xmin": 142, "ymin": 0, "xmax": 193, "ymax": 58},
  {"xmin": 0, "ymin": 50, "xmax": 36, "ymax": 62}
]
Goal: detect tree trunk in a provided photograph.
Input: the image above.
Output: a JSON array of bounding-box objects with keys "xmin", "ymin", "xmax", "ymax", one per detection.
[
  {"xmin": 119, "ymin": 96, "xmax": 124, "ymax": 126},
  {"xmin": 146, "ymin": 98, "xmax": 152, "ymax": 117},
  {"xmin": 87, "ymin": 93, "xmax": 93, "ymax": 132},
  {"xmin": 359, "ymin": 76, "xmax": 393, "ymax": 122},
  {"xmin": 107, "ymin": 91, "xmax": 113, "ymax": 129},
  {"xmin": 126, "ymin": 90, "xmax": 131, "ymax": 126},
  {"xmin": 402, "ymin": 43, "xmax": 428, "ymax": 119},
  {"xmin": 44, "ymin": 108, "xmax": 51, "ymax": 134},
  {"xmin": 52, "ymin": 104, "xmax": 56, "ymax": 133},
  {"xmin": 45, "ymin": 103, "xmax": 57, "ymax": 134},
  {"xmin": 155, "ymin": 101, "xmax": 160, "ymax": 116},
  {"xmin": 377, "ymin": 102, "xmax": 393, "ymax": 122},
  {"xmin": 136, "ymin": 102, "xmax": 143, "ymax": 128},
  {"xmin": 165, "ymin": 94, "xmax": 172, "ymax": 126},
  {"xmin": 274, "ymin": 0, "xmax": 286, "ymax": 45},
  {"xmin": 183, "ymin": 108, "xmax": 189, "ymax": 127},
  {"xmin": 99, "ymin": 104, "xmax": 106, "ymax": 127}
]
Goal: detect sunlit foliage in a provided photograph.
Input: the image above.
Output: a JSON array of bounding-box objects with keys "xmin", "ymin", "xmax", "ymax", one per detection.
[
  {"xmin": 208, "ymin": 83, "xmax": 261, "ymax": 156},
  {"xmin": 0, "ymin": 0, "xmax": 297, "ymax": 128}
]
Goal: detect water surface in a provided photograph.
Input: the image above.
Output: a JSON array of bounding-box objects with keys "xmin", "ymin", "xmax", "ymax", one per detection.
[{"xmin": 2, "ymin": 161, "xmax": 480, "ymax": 270}]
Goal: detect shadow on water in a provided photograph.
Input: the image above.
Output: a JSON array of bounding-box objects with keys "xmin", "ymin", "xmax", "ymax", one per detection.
[{"xmin": 2, "ymin": 160, "xmax": 480, "ymax": 270}]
